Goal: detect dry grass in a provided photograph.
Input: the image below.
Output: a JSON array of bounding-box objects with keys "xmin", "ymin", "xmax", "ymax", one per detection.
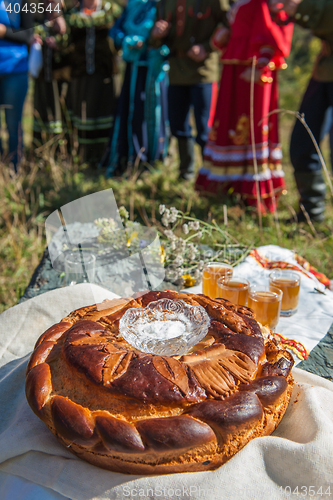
[{"xmin": 0, "ymin": 163, "xmax": 45, "ymax": 309}]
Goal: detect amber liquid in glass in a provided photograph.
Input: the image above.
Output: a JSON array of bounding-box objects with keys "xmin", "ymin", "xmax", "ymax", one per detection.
[
  {"xmin": 218, "ymin": 280, "xmax": 249, "ymax": 306},
  {"xmin": 270, "ymin": 277, "xmax": 300, "ymax": 312},
  {"xmin": 248, "ymin": 291, "xmax": 281, "ymax": 329},
  {"xmin": 202, "ymin": 266, "xmax": 233, "ymax": 299}
]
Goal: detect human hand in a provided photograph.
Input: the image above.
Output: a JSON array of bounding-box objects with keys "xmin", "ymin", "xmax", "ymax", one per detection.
[
  {"xmin": 126, "ymin": 36, "xmax": 144, "ymax": 50},
  {"xmin": 268, "ymin": 0, "xmax": 284, "ymax": 14},
  {"xmin": 128, "ymin": 40, "xmax": 143, "ymax": 49},
  {"xmin": 269, "ymin": 0, "xmax": 302, "ymax": 16},
  {"xmin": 45, "ymin": 36, "xmax": 58, "ymax": 49},
  {"xmin": 187, "ymin": 44, "xmax": 207, "ymax": 63},
  {"xmin": 52, "ymin": 15, "xmax": 67, "ymax": 34},
  {"xmin": 213, "ymin": 26, "xmax": 231, "ymax": 48},
  {"xmin": 0, "ymin": 23, "xmax": 6, "ymax": 39},
  {"xmin": 284, "ymin": 0, "xmax": 302, "ymax": 16},
  {"xmin": 30, "ymin": 33, "xmax": 43, "ymax": 45},
  {"xmin": 240, "ymin": 67, "xmax": 262, "ymax": 83},
  {"xmin": 151, "ymin": 20, "xmax": 170, "ymax": 39}
]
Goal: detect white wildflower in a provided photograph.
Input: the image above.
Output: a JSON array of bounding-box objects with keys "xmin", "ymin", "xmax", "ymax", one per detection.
[
  {"xmin": 194, "ymin": 269, "xmax": 201, "ymax": 279},
  {"xmin": 101, "ymin": 226, "xmax": 113, "ymax": 237},
  {"xmin": 182, "ymin": 223, "xmax": 189, "ymax": 234},
  {"xmin": 198, "ymin": 260, "xmax": 204, "ymax": 270},
  {"xmin": 174, "ymin": 256, "xmax": 184, "ymax": 267},
  {"xmin": 165, "ymin": 268, "xmax": 177, "ymax": 281},
  {"xmin": 118, "ymin": 206, "xmax": 129, "ymax": 221},
  {"xmin": 95, "ymin": 217, "xmax": 109, "ymax": 228},
  {"xmin": 188, "ymin": 249, "xmax": 197, "ymax": 261},
  {"xmin": 197, "ymin": 231, "xmax": 203, "ymax": 238},
  {"xmin": 176, "ymin": 238, "xmax": 186, "ymax": 252},
  {"xmin": 162, "ymin": 208, "xmax": 171, "ymax": 227},
  {"xmin": 164, "ymin": 229, "xmax": 176, "ymax": 240},
  {"xmin": 168, "ymin": 206, "xmax": 179, "ymax": 223},
  {"xmin": 188, "ymin": 243, "xmax": 197, "ymax": 253},
  {"xmin": 187, "ymin": 243, "xmax": 197, "ymax": 261},
  {"xmin": 159, "ymin": 204, "xmax": 166, "ymax": 215},
  {"xmin": 188, "ymin": 220, "xmax": 200, "ymax": 231},
  {"xmin": 175, "ymin": 267, "xmax": 185, "ymax": 279}
]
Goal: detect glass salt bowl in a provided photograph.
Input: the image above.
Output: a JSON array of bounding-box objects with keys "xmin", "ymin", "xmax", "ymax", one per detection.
[{"xmin": 119, "ymin": 298, "xmax": 211, "ymax": 356}]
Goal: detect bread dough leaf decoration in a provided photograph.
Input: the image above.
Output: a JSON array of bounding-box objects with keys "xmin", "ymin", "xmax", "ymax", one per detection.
[
  {"xmin": 181, "ymin": 344, "xmax": 257, "ymax": 398},
  {"xmin": 86, "ymin": 298, "xmax": 139, "ymax": 325},
  {"xmin": 71, "ymin": 336, "xmax": 112, "ymax": 346},
  {"xmin": 102, "ymin": 345, "xmax": 133, "ymax": 383},
  {"xmin": 152, "ymin": 356, "xmax": 189, "ymax": 395},
  {"xmin": 191, "ymin": 294, "xmax": 253, "ymax": 336}
]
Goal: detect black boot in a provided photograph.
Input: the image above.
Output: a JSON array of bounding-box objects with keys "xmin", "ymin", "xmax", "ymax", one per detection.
[
  {"xmin": 294, "ymin": 170, "xmax": 326, "ymax": 222},
  {"xmin": 177, "ymin": 137, "xmax": 195, "ymax": 180}
]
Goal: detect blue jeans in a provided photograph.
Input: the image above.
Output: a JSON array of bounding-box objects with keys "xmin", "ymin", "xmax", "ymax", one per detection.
[
  {"xmin": 0, "ymin": 71, "xmax": 28, "ymax": 168},
  {"xmin": 168, "ymin": 82, "xmax": 212, "ymax": 151}
]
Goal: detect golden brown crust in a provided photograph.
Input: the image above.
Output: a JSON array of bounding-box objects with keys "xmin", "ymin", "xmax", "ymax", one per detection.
[
  {"xmin": 26, "ymin": 363, "xmax": 52, "ymax": 416},
  {"xmin": 25, "ymin": 290, "xmax": 294, "ymax": 475},
  {"xmin": 34, "ymin": 321, "xmax": 72, "ymax": 349}
]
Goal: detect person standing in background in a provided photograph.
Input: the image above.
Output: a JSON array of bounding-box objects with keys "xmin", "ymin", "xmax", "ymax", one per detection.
[
  {"xmin": 103, "ymin": 0, "xmax": 169, "ymax": 177},
  {"xmin": 151, "ymin": 0, "xmax": 231, "ymax": 180},
  {"xmin": 196, "ymin": 0, "xmax": 293, "ymax": 213},
  {"xmin": 279, "ymin": 0, "xmax": 333, "ymax": 222},
  {"xmin": 0, "ymin": 0, "xmax": 33, "ymax": 170},
  {"xmin": 68, "ymin": 0, "xmax": 122, "ymax": 167},
  {"xmin": 31, "ymin": 10, "xmax": 72, "ymax": 150}
]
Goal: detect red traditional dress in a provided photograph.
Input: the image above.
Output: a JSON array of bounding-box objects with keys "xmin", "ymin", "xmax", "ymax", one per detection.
[{"xmin": 195, "ymin": 0, "xmax": 294, "ymax": 213}]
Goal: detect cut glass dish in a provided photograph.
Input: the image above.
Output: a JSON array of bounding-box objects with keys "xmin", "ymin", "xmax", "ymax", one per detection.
[{"xmin": 119, "ymin": 298, "xmax": 211, "ymax": 356}]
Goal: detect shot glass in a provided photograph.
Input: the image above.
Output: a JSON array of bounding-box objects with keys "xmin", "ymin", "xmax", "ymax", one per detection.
[
  {"xmin": 247, "ymin": 284, "xmax": 282, "ymax": 330},
  {"xmin": 269, "ymin": 270, "xmax": 301, "ymax": 317},
  {"xmin": 217, "ymin": 277, "xmax": 250, "ymax": 306},
  {"xmin": 65, "ymin": 251, "xmax": 96, "ymax": 286},
  {"xmin": 202, "ymin": 262, "xmax": 233, "ymax": 299}
]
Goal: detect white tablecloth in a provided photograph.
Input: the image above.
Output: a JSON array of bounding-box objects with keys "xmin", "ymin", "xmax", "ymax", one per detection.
[{"xmin": 1, "ymin": 257, "xmax": 333, "ymax": 500}]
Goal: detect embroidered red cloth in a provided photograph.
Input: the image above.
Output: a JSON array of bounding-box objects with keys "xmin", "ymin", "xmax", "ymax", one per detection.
[{"xmin": 250, "ymin": 248, "xmax": 331, "ymax": 288}]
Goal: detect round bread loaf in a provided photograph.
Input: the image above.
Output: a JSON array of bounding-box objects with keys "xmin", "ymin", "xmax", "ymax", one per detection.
[{"xmin": 25, "ymin": 290, "xmax": 294, "ymax": 474}]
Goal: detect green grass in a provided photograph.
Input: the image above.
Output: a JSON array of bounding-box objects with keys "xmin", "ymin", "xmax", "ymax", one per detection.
[{"xmin": 1, "ymin": 25, "xmax": 332, "ymax": 313}]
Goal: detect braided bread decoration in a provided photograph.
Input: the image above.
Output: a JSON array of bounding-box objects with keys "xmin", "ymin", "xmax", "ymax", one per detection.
[{"xmin": 25, "ymin": 290, "xmax": 294, "ymax": 474}]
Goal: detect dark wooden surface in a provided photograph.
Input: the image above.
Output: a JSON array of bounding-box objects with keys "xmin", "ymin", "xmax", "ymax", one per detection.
[
  {"xmin": 298, "ymin": 323, "xmax": 333, "ymax": 381},
  {"xmin": 18, "ymin": 248, "xmax": 180, "ymax": 303}
]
